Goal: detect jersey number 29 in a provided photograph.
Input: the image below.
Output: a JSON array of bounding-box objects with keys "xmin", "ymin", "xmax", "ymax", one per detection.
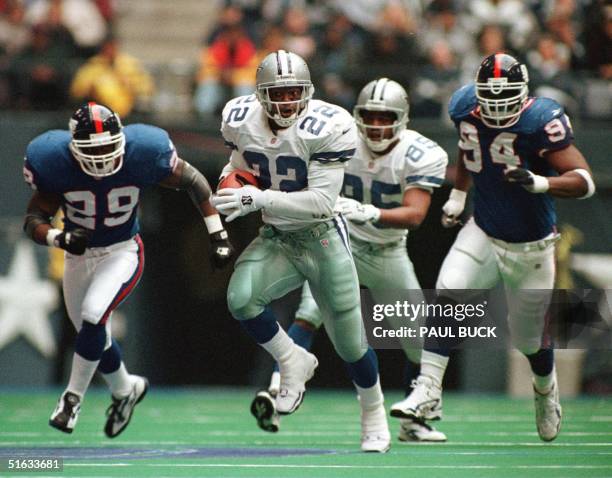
[{"xmin": 64, "ymin": 186, "xmax": 139, "ymax": 229}]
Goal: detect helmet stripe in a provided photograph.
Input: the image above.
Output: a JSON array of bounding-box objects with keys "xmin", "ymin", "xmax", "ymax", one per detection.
[
  {"xmin": 380, "ymin": 79, "xmax": 389, "ymax": 100},
  {"xmin": 372, "ymin": 78, "xmax": 388, "ymax": 101},
  {"xmin": 277, "ymin": 49, "xmax": 291, "ymax": 76},
  {"xmin": 88, "ymin": 101, "xmax": 103, "ymax": 133},
  {"xmin": 275, "ymin": 50, "xmax": 283, "ymax": 75},
  {"xmin": 493, "ymin": 53, "xmax": 502, "ymax": 78}
]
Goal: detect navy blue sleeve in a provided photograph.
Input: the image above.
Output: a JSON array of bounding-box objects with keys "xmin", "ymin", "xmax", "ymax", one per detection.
[{"xmin": 527, "ymin": 101, "xmax": 574, "ymax": 157}]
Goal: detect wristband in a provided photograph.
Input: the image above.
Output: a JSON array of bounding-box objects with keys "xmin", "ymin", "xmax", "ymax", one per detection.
[
  {"xmin": 46, "ymin": 228, "xmax": 62, "ymax": 247},
  {"xmin": 531, "ymin": 174, "xmax": 550, "ymax": 193},
  {"xmin": 449, "ymin": 188, "xmax": 467, "ymax": 205},
  {"xmin": 204, "ymin": 214, "xmax": 224, "ymax": 234}
]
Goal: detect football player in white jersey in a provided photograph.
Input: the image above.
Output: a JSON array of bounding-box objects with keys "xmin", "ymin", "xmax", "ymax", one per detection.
[
  {"xmin": 251, "ymin": 78, "xmax": 449, "ymax": 442},
  {"xmin": 211, "ymin": 50, "xmax": 391, "ymax": 452}
]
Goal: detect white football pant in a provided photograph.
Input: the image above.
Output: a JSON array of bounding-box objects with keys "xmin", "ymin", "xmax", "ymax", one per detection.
[
  {"xmin": 437, "ymin": 218, "xmax": 557, "ymax": 353},
  {"xmin": 62, "ymin": 235, "xmax": 144, "ymax": 346}
]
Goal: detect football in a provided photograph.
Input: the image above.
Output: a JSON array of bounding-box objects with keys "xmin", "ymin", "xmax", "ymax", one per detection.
[{"xmin": 217, "ymin": 170, "xmax": 259, "ymax": 190}]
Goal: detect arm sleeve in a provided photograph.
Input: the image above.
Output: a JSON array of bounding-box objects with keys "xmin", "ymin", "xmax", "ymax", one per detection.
[
  {"xmin": 219, "ymin": 159, "xmax": 238, "ymax": 180},
  {"xmin": 219, "ymin": 112, "xmax": 249, "ymax": 178},
  {"xmin": 262, "ymin": 162, "xmax": 344, "ymax": 219},
  {"xmin": 175, "ymin": 160, "xmax": 212, "ymax": 202},
  {"xmin": 404, "ymin": 150, "xmax": 448, "ymax": 192},
  {"xmin": 308, "ymin": 117, "xmax": 357, "ymax": 165},
  {"xmin": 533, "ymin": 110, "xmax": 574, "ymax": 158},
  {"xmin": 152, "ymin": 139, "xmax": 178, "ymax": 183}
]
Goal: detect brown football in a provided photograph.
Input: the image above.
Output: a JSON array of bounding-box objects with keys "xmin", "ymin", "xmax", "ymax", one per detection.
[{"xmin": 217, "ymin": 170, "xmax": 259, "ymax": 190}]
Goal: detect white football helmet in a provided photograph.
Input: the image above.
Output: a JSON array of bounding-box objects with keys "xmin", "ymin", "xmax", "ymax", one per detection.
[
  {"xmin": 353, "ymin": 78, "xmax": 409, "ymax": 153},
  {"xmin": 255, "ymin": 50, "xmax": 314, "ymax": 127}
]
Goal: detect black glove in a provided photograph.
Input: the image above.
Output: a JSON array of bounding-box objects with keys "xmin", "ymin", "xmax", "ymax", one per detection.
[
  {"xmin": 55, "ymin": 228, "xmax": 90, "ymax": 255},
  {"xmin": 210, "ymin": 230, "xmax": 234, "ymax": 268},
  {"xmin": 504, "ymin": 167, "xmax": 533, "ymax": 185},
  {"xmin": 503, "ymin": 167, "xmax": 549, "ymax": 193}
]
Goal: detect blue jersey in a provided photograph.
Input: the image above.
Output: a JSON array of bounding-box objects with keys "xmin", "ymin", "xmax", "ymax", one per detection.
[
  {"xmin": 24, "ymin": 124, "xmax": 176, "ymax": 247},
  {"xmin": 448, "ymin": 84, "xmax": 574, "ymax": 242}
]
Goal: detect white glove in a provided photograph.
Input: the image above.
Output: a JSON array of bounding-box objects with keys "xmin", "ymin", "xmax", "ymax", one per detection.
[
  {"xmin": 504, "ymin": 167, "xmax": 549, "ymax": 193},
  {"xmin": 336, "ymin": 197, "xmax": 381, "ymax": 225},
  {"xmin": 211, "ymin": 186, "xmax": 270, "ymax": 222},
  {"xmin": 441, "ymin": 188, "xmax": 467, "ymax": 228},
  {"xmin": 334, "ymin": 196, "xmax": 359, "ymax": 215}
]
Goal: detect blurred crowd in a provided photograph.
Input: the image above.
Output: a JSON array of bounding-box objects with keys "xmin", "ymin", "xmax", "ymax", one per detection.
[
  {"xmin": 0, "ymin": 0, "xmax": 152, "ymax": 115},
  {"xmin": 1, "ymin": 0, "xmax": 611, "ymax": 119}
]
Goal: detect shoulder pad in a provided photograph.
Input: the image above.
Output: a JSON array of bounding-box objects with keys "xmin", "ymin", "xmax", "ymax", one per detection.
[
  {"xmin": 25, "ymin": 130, "xmax": 71, "ymax": 171},
  {"xmin": 448, "ymin": 84, "xmax": 478, "ymax": 122},
  {"xmin": 124, "ymin": 124, "xmax": 171, "ymax": 155},
  {"xmin": 221, "ymin": 94, "xmax": 259, "ymax": 127},
  {"xmin": 297, "ymin": 100, "xmax": 354, "ymax": 140},
  {"xmin": 517, "ymin": 97, "xmax": 565, "ymax": 134}
]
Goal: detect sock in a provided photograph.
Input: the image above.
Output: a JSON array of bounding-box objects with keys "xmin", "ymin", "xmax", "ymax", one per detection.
[
  {"xmin": 102, "ymin": 363, "xmax": 134, "ymax": 398},
  {"xmin": 355, "ymin": 377, "xmax": 384, "ymax": 410},
  {"xmin": 420, "ymin": 350, "xmax": 449, "ymax": 387},
  {"xmin": 403, "ymin": 359, "xmax": 421, "ymax": 396},
  {"xmin": 527, "ymin": 349, "xmax": 555, "ymax": 393},
  {"xmin": 240, "ymin": 307, "xmax": 280, "ymax": 344},
  {"xmin": 273, "ymin": 321, "xmax": 315, "ymax": 373},
  {"xmin": 66, "ymin": 353, "xmax": 100, "ymax": 398},
  {"xmin": 98, "ymin": 339, "xmax": 122, "ymax": 374},
  {"xmin": 345, "ymin": 347, "xmax": 379, "ymax": 389},
  {"xmin": 65, "ymin": 322, "xmax": 106, "ymax": 397},
  {"xmin": 260, "ymin": 327, "xmax": 295, "ymax": 363}
]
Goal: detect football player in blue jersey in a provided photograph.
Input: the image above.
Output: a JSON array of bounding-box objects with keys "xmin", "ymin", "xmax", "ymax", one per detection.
[
  {"xmin": 22, "ymin": 102, "xmax": 234, "ymax": 437},
  {"xmin": 390, "ymin": 53, "xmax": 596, "ymax": 442}
]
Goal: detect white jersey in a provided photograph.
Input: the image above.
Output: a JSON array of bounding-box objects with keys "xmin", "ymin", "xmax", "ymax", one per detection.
[
  {"xmin": 343, "ymin": 129, "xmax": 448, "ymax": 244},
  {"xmin": 221, "ymin": 95, "xmax": 357, "ymax": 230}
]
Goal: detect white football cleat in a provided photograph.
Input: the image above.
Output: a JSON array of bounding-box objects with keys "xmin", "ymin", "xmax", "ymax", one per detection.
[
  {"xmin": 49, "ymin": 391, "xmax": 81, "ymax": 434},
  {"xmin": 398, "ymin": 418, "xmax": 447, "ymax": 442},
  {"xmin": 104, "ymin": 375, "xmax": 149, "ymax": 438},
  {"xmin": 361, "ymin": 404, "xmax": 391, "ymax": 453},
  {"xmin": 276, "ymin": 346, "xmax": 318, "ymax": 415},
  {"xmin": 534, "ymin": 376, "xmax": 562, "ymax": 442},
  {"xmin": 390, "ymin": 376, "xmax": 442, "ymax": 421}
]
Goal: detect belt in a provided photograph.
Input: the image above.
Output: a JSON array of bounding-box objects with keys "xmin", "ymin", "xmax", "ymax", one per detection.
[
  {"xmin": 350, "ymin": 235, "xmax": 405, "ymax": 253},
  {"xmin": 85, "ymin": 235, "xmax": 140, "ymax": 257},
  {"xmin": 489, "ymin": 233, "xmax": 560, "ymax": 253}
]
